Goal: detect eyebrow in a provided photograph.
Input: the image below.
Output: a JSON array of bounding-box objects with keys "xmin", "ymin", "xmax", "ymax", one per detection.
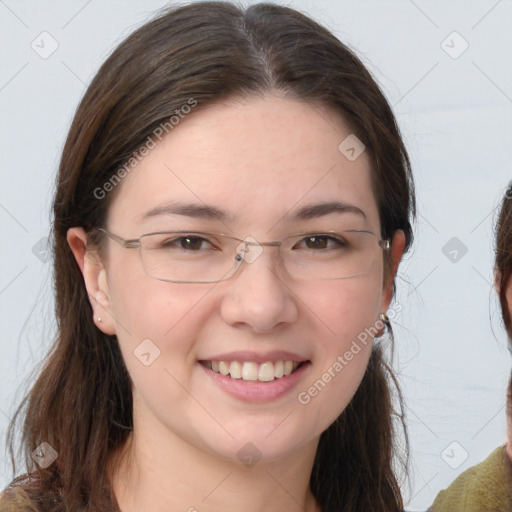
[{"xmin": 140, "ymin": 200, "xmax": 366, "ymax": 222}]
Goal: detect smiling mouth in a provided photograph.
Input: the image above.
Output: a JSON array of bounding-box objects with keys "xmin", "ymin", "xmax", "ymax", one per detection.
[{"xmin": 199, "ymin": 360, "xmax": 308, "ymax": 382}]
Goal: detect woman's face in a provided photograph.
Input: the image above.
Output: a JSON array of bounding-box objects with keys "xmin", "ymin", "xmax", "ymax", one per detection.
[{"xmin": 77, "ymin": 94, "xmax": 403, "ymax": 464}]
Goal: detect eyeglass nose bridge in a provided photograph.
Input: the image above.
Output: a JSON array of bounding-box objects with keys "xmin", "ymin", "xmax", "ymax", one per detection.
[{"xmin": 234, "ymin": 237, "xmax": 283, "ymax": 267}]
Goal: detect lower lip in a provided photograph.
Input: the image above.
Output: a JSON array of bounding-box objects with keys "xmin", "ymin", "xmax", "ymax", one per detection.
[{"xmin": 199, "ymin": 361, "xmax": 311, "ymax": 403}]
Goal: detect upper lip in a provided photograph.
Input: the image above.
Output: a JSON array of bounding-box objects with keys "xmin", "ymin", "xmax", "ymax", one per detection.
[{"xmin": 198, "ymin": 350, "xmax": 309, "ymax": 364}]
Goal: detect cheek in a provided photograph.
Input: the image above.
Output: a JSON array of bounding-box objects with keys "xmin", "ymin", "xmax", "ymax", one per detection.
[
  {"xmin": 296, "ymin": 343, "xmax": 372, "ymax": 441},
  {"xmin": 307, "ymin": 271, "xmax": 384, "ymax": 347},
  {"xmin": 106, "ymin": 264, "xmax": 204, "ymax": 376},
  {"xmin": 293, "ymin": 275, "xmax": 383, "ymax": 432},
  {"xmin": 315, "ymin": 280, "xmax": 380, "ymax": 371},
  {"xmin": 107, "ymin": 249, "xmax": 196, "ymax": 338},
  {"xmin": 108, "ymin": 277, "xmax": 204, "ymax": 421}
]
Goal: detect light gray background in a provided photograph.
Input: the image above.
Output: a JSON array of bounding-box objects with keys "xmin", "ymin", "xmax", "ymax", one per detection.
[{"xmin": 1, "ymin": 1, "xmax": 511, "ymax": 510}]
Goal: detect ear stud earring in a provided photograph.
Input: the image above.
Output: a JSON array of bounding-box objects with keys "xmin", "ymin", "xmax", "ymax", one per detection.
[
  {"xmin": 380, "ymin": 313, "xmax": 389, "ymax": 323},
  {"xmin": 97, "ymin": 317, "xmax": 102, "ymax": 323}
]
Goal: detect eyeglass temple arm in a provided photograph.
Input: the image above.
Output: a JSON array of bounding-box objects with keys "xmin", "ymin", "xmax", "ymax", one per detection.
[{"xmin": 97, "ymin": 228, "xmax": 141, "ymax": 249}]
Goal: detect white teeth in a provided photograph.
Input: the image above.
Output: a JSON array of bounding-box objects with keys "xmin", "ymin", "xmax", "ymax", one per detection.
[
  {"xmin": 283, "ymin": 361, "xmax": 294, "ymax": 376},
  {"xmin": 242, "ymin": 361, "xmax": 258, "ymax": 381},
  {"xmin": 258, "ymin": 362, "xmax": 275, "ymax": 382},
  {"xmin": 205, "ymin": 359, "xmax": 303, "ymax": 381},
  {"xmin": 219, "ymin": 361, "xmax": 230, "ymax": 376},
  {"xmin": 229, "ymin": 361, "xmax": 242, "ymax": 379},
  {"xmin": 274, "ymin": 360, "xmax": 284, "ymax": 378}
]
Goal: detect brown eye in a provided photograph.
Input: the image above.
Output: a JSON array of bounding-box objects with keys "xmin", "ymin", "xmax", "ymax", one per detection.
[
  {"xmin": 297, "ymin": 235, "xmax": 347, "ymax": 250},
  {"xmin": 158, "ymin": 235, "xmax": 216, "ymax": 251},
  {"xmin": 178, "ymin": 236, "xmax": 207, "ymax": 251},
  {"xmin": 305, "ymin": 236, "xmax": 327, "ymax": 249}
]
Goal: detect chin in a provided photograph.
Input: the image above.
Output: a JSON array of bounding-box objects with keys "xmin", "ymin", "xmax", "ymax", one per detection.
[{"xmin": 203, "ymin": 423, "xmax": 316, "ymax": 466}]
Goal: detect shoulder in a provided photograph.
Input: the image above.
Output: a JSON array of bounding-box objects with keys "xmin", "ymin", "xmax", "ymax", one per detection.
[
  {"xmin": 0, "ymin": 487, "xmax": 39, "ymax": 511},
  {"xmin": 429, "ymin": 445, "xmax": 512, "ymax": 512},
  {"xmin": 0, "ymin": 478, "xmax": 45, "ymax": 512}
]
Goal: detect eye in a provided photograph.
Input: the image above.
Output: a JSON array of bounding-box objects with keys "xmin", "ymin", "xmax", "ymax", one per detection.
[
  {"xmin": 159, "ymin": 234, "xmax": 218, "ymax": 251},
  {"xmin": 296, "ymin": 234, "xmax": 348, "ymax": 250}
]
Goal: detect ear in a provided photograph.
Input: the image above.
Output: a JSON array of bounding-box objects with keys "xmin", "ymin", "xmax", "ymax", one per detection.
[
  {"xmin": 381, "ymin": 229, "xmax": 406, "ymax": 312},
  {"xmin": 67, "ymin": 227, "xmax": 116, "ymax": 335}
]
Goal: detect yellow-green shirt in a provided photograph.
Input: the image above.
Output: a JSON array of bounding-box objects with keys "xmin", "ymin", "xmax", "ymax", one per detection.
[{"xmin": 429, "ymin": 445, "xmax": 512, "ymax": 512}]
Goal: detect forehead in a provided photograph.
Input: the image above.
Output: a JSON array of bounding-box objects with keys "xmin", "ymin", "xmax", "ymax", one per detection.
[{"xmin": 107, "ymin": 94, "xmax": 379, "ymax": 234}]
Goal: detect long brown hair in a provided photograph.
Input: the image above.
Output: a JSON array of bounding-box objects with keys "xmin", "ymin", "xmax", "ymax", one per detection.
[{"xmin": 1, "ymin": 2, "xmax": 415, "ymax": 511}]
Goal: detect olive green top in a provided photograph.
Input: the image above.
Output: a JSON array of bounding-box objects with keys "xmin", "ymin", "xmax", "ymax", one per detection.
[{"xmin": 429, "ymin": 445, "xmax": 512, "ymax": 512}]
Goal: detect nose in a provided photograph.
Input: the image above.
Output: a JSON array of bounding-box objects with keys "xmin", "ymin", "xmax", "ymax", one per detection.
[{"xmin": 219, "ymin": 242, "xmax": 299, "ymax": 333}]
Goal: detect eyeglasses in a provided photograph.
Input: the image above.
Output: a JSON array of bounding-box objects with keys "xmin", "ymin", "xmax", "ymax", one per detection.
[{"xmin": 96, "ymin": 228, "xmax": 390, "ymax": 283}]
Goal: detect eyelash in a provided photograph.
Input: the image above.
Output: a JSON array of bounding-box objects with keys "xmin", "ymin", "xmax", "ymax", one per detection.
[{"xmin": 161, "ymin": 234, "xmax": 347, "ymax": 251}]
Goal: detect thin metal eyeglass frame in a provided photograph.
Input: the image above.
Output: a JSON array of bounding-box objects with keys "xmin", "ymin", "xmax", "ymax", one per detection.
[{"xmin": 95, "ymin": 227, "xmax": 391, "ymax": 283}]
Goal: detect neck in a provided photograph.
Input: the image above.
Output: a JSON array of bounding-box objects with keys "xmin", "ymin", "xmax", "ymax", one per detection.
[{"xmin": 109, "ymin": 404, "xmax": 321, "ymax": 512}]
